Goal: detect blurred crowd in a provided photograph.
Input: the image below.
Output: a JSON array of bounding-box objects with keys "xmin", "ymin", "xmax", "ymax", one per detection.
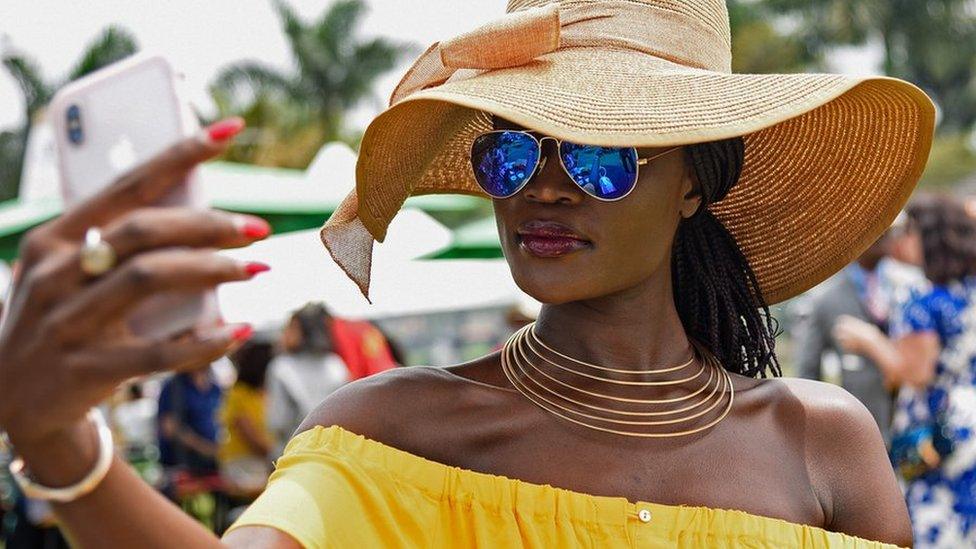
[
  {"xmin": 793, "ymin": 194, "xmax": 976, "ymax": 547},
  {"xmin": 0, "ymin": 302, "xmax": 399, "ymax": 546}
]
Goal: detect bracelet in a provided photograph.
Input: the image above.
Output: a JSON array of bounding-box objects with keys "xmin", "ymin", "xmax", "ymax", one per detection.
[{"xmin": 7, "ymin": 408, "xmax": 114, "ymax": 503}]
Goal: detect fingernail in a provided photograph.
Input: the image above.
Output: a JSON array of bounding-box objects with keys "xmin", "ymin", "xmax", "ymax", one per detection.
[
  {"xmin": 230, "ymin": 324, "xmax": 253, "ymax": 343},
  {"xmin": 236, "ymin": 216, "xmax": 271, "ymax": 239},
  {"xmin": 243, "ymin": 261, "xmax": 271, "ymax": 277},
  {"xmin": 205, "ymin": 117, "xmax": 245, "ymax": 142}
]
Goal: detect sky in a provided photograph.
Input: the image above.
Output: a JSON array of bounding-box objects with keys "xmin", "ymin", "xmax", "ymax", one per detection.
[
  {"xmin": 0, "ymin": 0, "xmax": 880, "ymax": 133},
  {"xmin": 0, "ymin": 0, "xmax": 506, "ymax": 130}
]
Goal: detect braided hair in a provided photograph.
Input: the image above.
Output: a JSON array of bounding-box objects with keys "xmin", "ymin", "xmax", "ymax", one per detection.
[{"xmin": 673, "ymin": 138, "xmax": 781, "ymax": 378}]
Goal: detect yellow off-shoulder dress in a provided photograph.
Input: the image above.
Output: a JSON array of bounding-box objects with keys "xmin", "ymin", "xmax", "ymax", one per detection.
[{"xmin": 227, "ymin": 426, "xmax": 902, "ymax": 548}]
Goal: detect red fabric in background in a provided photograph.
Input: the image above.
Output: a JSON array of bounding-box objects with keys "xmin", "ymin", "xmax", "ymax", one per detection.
[{"xmin": 329, "ymin": 318, "xmax": 397, "ymax": 380}]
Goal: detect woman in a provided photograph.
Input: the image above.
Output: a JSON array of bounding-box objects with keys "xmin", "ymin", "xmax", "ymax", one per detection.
[
  {"xmin": 267, "ymin": 303, "xmax": 349, "ymax": 455},
  {"xmin": 0, "ymin": 1, "xmax": 934, "ymax": 547},
  {"xmin": 835, "ymin": 196, "xmax": 976, "ymax": 547},
  {"xmin": 220, "ymin": 340, "xmax": 275, "ymax": 496}
]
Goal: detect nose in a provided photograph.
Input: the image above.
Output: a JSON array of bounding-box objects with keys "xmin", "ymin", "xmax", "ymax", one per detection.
[{"xmin": 523, "ymin": 137, "xmax": 584, "ymax": 205}]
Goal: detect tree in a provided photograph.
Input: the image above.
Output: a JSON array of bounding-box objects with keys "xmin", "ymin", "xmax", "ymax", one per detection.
[
  {"xmin": 211, "ymin": 0, "xmax": 412, "ymax": 168},
  {"xmin": 761, "ymin": 0, "xmax": 976, "ymax": 132},
  {"xmin": 0, "ymin": 27, "xmax": 139, "ymax": 199},
  {"xmin": 727, "ymin": 0, "xmax": 818, "ymax": 74}
]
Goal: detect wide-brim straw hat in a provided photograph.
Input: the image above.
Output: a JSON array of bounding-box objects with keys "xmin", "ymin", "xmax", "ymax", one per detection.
[{"xmin": 321, "ymin": 0, "xmax": 935, "ymax": 305}]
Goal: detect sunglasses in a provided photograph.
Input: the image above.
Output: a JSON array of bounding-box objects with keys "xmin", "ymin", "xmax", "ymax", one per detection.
[{"xmin": 470, "ymin": 130, "xmax": 680, "ymax": 201}]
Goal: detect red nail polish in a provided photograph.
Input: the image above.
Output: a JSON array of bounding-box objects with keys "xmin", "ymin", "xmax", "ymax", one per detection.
[
  {"xmin": 241, "ymin": 218, "xmax": 271, "ymax": 239},
  {"xmin": 231, "ymin": 324, "xmax": 253, "ymax": 342},
  {"xmin": 206, "ymin": 117, "xmax": 245, "ymax": 142},
  {"xmin": 244, "ymin": 262, "xmax": 271, "ymax": 277}
]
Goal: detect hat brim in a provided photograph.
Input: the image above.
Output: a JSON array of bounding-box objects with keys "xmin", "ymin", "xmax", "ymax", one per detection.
[{"xmin": 342, "ymin": 47, "xmax": 935, "ymax": 304}]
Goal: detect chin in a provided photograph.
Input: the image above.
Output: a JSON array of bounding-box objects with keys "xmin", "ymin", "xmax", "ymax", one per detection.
[{"xmin": 508, "ymin": 263, "xmax": 599, "ymax": 305}]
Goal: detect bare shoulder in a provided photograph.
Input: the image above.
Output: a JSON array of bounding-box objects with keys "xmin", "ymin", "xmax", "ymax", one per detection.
[
  {"xmin": 772, "ymin": 377, "xmax": 882, "ymax": 441},
  {"xmin": 730, "ymin": 374, "xmax": 874, "ymax": 426},
  {"xmin": 745, "ymin": 376, "xmax": 886, "ymax": 466},
  {"xmin": 295, "ymin": 363, "xmax": 494, "ymax": 450},
  {"xmin": 751, "ymin": 377, "xmax": 910, "ymax": 544}
]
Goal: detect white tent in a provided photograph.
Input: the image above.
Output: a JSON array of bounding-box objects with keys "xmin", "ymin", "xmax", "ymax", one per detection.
[
  {"xmin": 198, "ymin": 142, "xmax": 358, "ymax": 212},
  {"xmin": 217, "ymin": 210, "xmax": 524, "ymax": 327}
]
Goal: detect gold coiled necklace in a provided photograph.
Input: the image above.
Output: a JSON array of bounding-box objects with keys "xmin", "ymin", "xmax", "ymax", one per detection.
[{"xmin": 500, "ymin": 323, "xmax": 734, "ymax": 438}]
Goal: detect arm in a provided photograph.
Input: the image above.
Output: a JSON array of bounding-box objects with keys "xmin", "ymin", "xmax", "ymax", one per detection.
[
  {"xmin": 834, "ymin": 315, "xmax": 940, "ymax": 388},
  {"xmin": 790, "ymin": 379, "xmax": 913, "ymax": 546},
  {"xmin": 860, "ymin": 331, "xmax": 938, "ymax": 388},
  {"xmin": 0, "ymin": 129, "xmax": 300, "ymax": 548},
  {"xmin": 160, "ymin": 414, "xmax": 219, "ymax": 458},
  {"xmin": 42, "ymin": 447, "xmax": 299, "ymax": 549}
]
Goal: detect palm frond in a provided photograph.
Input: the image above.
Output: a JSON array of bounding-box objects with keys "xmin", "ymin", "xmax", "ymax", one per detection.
[
  {"xmin": 66, "ymin": 26, "xmax": 139, "ymax": 82},
  {"xmin": 213, "ymin": 62, "xmax": 295, "ymax": 99},
  {"xmin": 273, "ymin": 0, "xmax": 307, "ymax": 63},
  {"xmin": 1, "ymin": 55, "xmax": 52, "ymax": 117},
  {"xmin": 335, "ymin": 38, "xmax": 405, "ymax": 107},
  {"xmin": 316, "ymin": 0, "xmax": 367, "ymax": 52}
]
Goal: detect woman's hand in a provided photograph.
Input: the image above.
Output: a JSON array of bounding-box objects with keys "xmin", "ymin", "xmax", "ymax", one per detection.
[
  {"xmin": 0, "ymin": 119, "xmax": 269, "ymax": 471},
  {"xmin": 832, "ymin": 315, "xmax": 884, "ymax": 355}
]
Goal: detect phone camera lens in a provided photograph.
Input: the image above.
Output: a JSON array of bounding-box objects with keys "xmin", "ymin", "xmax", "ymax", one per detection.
[{"xmin": 66, "ymin": 104, "xmax": 84, "ymax": 146}]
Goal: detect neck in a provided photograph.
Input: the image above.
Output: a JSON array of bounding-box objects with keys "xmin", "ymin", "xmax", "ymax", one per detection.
[{"xmin": 532, "ymin": 267, "xmax": 692, "ymax": 377}]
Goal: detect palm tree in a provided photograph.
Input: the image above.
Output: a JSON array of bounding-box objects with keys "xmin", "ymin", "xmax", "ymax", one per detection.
[
  {"xmin": 0, "ymin": 27, "xmax": 139, "ymax": 199},
  {"xmin": 211, "ymin": 0, "xmax": 412, "ymax": 167}
]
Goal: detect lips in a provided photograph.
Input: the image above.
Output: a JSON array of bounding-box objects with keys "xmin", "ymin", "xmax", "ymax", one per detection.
[{"xmin": 516, "ymin": 220, "xmax": 591, "ymax": 258}]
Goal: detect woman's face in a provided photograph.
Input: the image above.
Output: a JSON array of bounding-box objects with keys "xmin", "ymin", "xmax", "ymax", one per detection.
[{"xmin": 491, "ymin": 120, "xmax": 701, "ymax": 304}]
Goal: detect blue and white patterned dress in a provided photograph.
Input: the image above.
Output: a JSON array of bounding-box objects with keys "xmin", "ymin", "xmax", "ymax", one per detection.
[{"xmin": 891, "ymin": 278, "xmax": 976, "ymax": 547}]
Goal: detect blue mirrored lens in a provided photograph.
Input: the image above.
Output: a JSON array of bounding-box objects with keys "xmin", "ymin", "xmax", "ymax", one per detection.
[
  {"xmin": 560, "ymin": 143, "xmax": 638, "ymax": 200},
  {"xmin": 471, "ymin": 131, "xmax": 540, "ymax": 198}
]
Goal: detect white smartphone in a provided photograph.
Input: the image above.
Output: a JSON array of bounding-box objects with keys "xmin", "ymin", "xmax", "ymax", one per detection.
[{"xmin": 50, "ymin": 53, "xmax": 219, "ymax": 339}]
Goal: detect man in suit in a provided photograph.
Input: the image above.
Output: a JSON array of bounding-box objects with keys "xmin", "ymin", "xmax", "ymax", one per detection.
[{"xmin": 792, "ymin": 234, "xmax": 897, "ymax": 443}]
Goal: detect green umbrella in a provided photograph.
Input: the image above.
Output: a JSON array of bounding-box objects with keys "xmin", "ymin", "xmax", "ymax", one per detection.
[
  {"xmin": 0, "ymin": 161, "xmax": 483, "ymax": 261},
  {"xmin": 428, "ymin": 216, "xmax": 504, "ymax": 259}
]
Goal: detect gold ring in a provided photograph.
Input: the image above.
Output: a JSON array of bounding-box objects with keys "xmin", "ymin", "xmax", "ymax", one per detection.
[{"xmin": 79, "ymin": 227, "xmax": 117, "ymax": 276}]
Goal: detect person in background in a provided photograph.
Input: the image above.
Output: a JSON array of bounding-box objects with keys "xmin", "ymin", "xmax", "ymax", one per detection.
[
  {"xmin": 267, "ymin": 304, "xmax": 349, "ymax": 455},
  {"xmin": 111, "ymin": 383, "xmax": 158, "ymax": 452},
  {"xmin": 835, "ymin": 195, "xmax": 976, "ymax": 547},
  {"xmin": 110, "ymin": 382, "xmax": 162, "ymax": 487},
  {"xmin": 329, "ymin": 314, "xmax": 398, "ymax": 379},
  {"xmin": 157, "ymin": 368, "xmax": 223, "ymax": 480},
  {"xmin": 374, "ymin": 326, "xmax": 406, "ymax": 367},
  {"xmin": 220, "ymin": 340, "xmax": 275, "ymax": 496},
  {"xmin": 793, "ymin": 233, "xmax": 897, "ymax": 441}
]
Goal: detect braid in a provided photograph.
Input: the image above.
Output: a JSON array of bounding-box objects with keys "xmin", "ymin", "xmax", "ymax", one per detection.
[{"xmin": 672, "ymin": 138, "xmax": 781, "ymax": 378}]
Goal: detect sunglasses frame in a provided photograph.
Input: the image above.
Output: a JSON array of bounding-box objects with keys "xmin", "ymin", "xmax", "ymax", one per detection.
[{"xmin": 470, "ymin": 130, "xmax": 681, "ymax": 202}]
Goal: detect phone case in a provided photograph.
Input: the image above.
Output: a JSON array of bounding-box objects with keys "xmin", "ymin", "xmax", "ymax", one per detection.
[{"xmin": 50, "ymin": 53, "xmax": 219, "ymax": 339}]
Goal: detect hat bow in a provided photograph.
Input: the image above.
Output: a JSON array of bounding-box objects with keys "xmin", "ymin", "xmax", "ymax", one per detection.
[{"xmin": 390, "ymin": 1, "xmax": 732, "ymax": 105}]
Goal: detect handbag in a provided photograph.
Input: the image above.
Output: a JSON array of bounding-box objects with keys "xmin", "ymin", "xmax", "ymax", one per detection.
[{"xmin": 890, "ymin": 419, "xmax": 955, "ymax": 482}]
